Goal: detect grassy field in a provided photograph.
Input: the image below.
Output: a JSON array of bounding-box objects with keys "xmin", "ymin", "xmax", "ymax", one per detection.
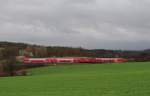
[{"xmin": 0, "ymin": 62, "xmax": 150, "ymax": 96}]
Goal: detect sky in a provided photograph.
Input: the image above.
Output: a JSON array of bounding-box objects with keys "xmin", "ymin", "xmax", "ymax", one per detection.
[{"xmin": 0, "ymin": 0, "xmax": 150, "ymax": 50}]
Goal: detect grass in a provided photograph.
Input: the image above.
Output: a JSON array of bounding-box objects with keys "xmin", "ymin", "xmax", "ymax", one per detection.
[{"xmin": 0, "ymin": 62, "xmax": 150, "ymax": 96}]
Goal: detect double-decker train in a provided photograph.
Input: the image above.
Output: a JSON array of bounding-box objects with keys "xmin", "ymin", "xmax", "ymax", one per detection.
[{"xmin": 23, "ymin": 57, "xmax": 128, "ymax": 64}]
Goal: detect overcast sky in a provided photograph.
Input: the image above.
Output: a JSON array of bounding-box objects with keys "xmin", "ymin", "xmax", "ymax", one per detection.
[{"xmin": 0, "ymin": 0, "xmax": 150, "ymax": 50}]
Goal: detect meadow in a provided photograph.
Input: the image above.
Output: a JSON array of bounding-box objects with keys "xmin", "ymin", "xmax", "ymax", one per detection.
[{"xmin": 0, "ymin": 62, "xmax": 150, "ymax": 96}]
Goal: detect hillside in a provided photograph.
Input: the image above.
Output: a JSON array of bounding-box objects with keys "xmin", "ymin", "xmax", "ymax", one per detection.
[{"xmin": 0, "ymin": 41, "xmax": 150, "ymax": 61}]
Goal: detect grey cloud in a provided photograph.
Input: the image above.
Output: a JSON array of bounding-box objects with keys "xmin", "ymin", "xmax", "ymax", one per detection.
[{"xmin": 0, "ymin": 0, "xmax": 150, "ymax": 50}]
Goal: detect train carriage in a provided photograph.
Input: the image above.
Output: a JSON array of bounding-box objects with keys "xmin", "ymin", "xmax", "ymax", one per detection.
[{"xmin": 23, "ymin": 57, "xmax": 128, "ymax": 64}]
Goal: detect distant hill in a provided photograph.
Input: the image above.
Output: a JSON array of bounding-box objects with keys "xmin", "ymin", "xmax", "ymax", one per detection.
[{"xmin": 0, "ymin": 41, "xmax": 150, "ymax": 61}]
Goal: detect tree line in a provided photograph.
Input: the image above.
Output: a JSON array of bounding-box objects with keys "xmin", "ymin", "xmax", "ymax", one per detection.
[{"xmin": 0, "ymin": 41, "xmax": 150, "ymax": 61}]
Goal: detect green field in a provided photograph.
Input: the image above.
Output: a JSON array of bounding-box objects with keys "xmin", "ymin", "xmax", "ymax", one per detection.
[{"xmin": 0, "ymin": 62, "xmax": 150, "ymax": 96}]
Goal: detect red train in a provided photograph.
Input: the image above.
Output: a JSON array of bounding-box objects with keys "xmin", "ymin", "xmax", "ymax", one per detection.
[{"xmin": 23, "ymin": 57, "xmax": 128, "ymax": 64}]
